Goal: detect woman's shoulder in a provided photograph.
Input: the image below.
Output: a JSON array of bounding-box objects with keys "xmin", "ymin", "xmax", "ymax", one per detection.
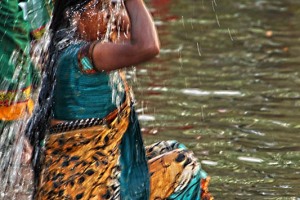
[
  {"xmin": 56, "ymin": 41, "xmax": 86, "ymax": 67},
  {"xmin": 56, "ymin": 41, "xmax": 111, "ymax": 79},
  {"xmin": 60, "ymin": 41, "xmax": 86, "ymax": 56}
]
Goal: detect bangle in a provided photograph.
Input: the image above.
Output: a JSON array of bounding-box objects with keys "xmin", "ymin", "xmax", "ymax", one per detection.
[
  {"xmin": 88, "ymin": 40, "xmax": 98, "ymax": 69},
  {"xmin": 78, "ymin": 41, "xmax": 102, "ymax": 74}
]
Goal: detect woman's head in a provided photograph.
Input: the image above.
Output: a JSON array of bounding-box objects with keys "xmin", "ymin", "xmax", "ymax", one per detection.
[
  {"xmin": 50, "ymin": 0, "xmax": 90, "ymax": 33},
  {"xmin": 73, "ymin": 0, "xmax": 130, "ymax": 41},
  {"xmin": 51, "ymin": 0, "xmax": 112, "ymax": 41},
  {"xmin": 51, "ymin": 0, "xmax": 129, "ymax": 42}
]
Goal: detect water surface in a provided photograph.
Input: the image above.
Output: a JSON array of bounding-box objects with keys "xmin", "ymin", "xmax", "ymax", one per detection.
[{"xmin": 135, "ymin": 0, "xmax": 300, "ymax": 199}]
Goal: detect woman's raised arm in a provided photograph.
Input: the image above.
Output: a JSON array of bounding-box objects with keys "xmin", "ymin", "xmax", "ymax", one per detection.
[{"xmin": 92, "ymin": 0, "xmax": 160, "ymax": 72}]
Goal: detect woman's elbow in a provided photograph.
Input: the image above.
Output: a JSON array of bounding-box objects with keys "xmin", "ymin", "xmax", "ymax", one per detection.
[
  {"xmin": 152, "ymin": 42, "xmax": 160, "ymax": 56},
  {"xmin": 132, "ymin": 40, "xmax": 160, "ymax": 61},
  {"xmin": 145, "ymin": 42, "xmax": 160, "ymax": 58}
]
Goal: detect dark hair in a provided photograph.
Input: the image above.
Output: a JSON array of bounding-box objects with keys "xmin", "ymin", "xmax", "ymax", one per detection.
[
  {"xmin": 50, "ymin": 0, "xmax": 91, "ymax": 33},
  {"xmin": 25, "ymin": 0, "xmax": 91, "ymax": 189}
]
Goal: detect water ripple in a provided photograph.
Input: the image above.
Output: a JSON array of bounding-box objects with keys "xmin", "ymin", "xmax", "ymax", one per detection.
[{"xmin": 181, "ymin": 88, "xmax": 243, "ymax": 96}]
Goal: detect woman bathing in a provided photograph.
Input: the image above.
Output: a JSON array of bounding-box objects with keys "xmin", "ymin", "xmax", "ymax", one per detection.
[{"xmin": 26, "ymin": 0, "xmax": 213, "ymax": 199}]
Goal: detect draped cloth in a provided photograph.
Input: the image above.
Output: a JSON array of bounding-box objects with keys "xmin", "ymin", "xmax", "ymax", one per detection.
[
  {"xmin": 0, "ymin": 0, "xmax": 52, "ymax": 121},
  {"xmin": 0, "ymin": 1, "xmax": 52, "ymax": 199},
  {"xmin": 146, "ymin": 141, "xmax": 212, "ymax": 200},
  {"xmin": 0, "ymin": 0, "xmax": 33, "ymax": 121},
  {"xmin": 35, "ymin": 95, "xmax": 213, "ymax": 199},
  {"xmin": 35, "ymin": 113, "xmax": 213, "ymax": 200},
  {"xmin": 27, "ymin": 0, "xmax": 53, "ymax": 39},
  {"xmin": 36, "ymin": 97, "xmax": 132, "ymax": 200},
  {"xmin": 33, "ymin": 39, "xmax": 213, "ymax": 199}
]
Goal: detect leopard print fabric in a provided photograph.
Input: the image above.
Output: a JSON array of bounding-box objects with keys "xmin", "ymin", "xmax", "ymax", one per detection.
[
  {"xmin": 35, "ymin": 115, "xmax": 213, "ymax": 200},
  {"xmin": 35, "ymin": 105, "xmax": 130, "ymax": 200},
  {"xmin": 146, "ymin": 141, "xmax": 213, "ymax": 200}
]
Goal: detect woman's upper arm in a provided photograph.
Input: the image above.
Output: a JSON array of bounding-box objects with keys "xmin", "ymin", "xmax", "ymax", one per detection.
[
  {"xmin": 92, "ymin": 38, "xmax": 159, "ymax": 72},
  {"xmin": 92, "ymin": 0, "xmax": 160, "ymax": 72}
]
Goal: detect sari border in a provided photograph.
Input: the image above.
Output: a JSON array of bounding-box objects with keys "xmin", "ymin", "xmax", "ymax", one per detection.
[
  {"xmin": 50, "ymin": 70, "xmax": 132, "ymax": 134},
  {"xmin": 49, "ymin": 94, "xmax": 130, "ymax": 134}
]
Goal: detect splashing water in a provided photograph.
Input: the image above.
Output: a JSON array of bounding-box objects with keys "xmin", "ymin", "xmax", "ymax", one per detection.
[
  {"xmin": 0, "ymin": 0, "xmax": 129, "ymax": 198},
  {"xmin": 0, "ymin": 46, "xmax": 34, "ymax": 198},
  {"xmin": 0, "ymin": 120, "xmax": 33, "ymax": 199}
]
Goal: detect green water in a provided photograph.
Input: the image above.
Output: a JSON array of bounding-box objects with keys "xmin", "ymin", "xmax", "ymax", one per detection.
[{"xmin": 135, "ymin": 0, "xmax": 300, "ymax": 199}]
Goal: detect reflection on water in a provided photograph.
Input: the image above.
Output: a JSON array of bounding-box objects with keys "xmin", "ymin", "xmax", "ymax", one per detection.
[{"xmin": 136, "ymin": 0, "xmax": 300, "ymax": 198}]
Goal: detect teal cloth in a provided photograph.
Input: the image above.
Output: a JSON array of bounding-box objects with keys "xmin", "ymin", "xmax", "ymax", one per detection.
[
  {"xmin": 119, "ymin": 110, "xmax": 150, "ymax": 199},
  {"xmin": 52, "ymin": 43, "xmax": 207, "ymax": 199},
  {"xmin": 53, "ymin": 43, "xmax": 125, "ymax": 120},
  {"xmin": 52, "ymin": 43, "xmax": 150, "ymax": 199}
]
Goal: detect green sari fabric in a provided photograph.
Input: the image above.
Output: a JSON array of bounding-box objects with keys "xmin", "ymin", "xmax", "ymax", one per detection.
[
  {"xmin": 0, "ymin": 0, "xmax": 52, "ymax": 104},
  {"xmin": 27, "ymin": 0, "xmax": 53, "ymax": 38},
  {"xmin": 0, "ymin": 0, "xmax": 32, "ymax": 92}
]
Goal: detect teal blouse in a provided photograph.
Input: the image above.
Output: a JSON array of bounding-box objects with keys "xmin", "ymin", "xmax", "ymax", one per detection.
[
  {"xmin": 53, "ymin": 43, "xmax": 125, "ymax": 120},
  {"xmin": 52, "ymin": 43, "xmax": 150, "ymax": 199}
]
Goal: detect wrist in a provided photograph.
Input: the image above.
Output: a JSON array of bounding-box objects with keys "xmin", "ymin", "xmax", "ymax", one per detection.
[{"xmin": 77, "ymin": 41, "xmax": 101, "ymax": 74}]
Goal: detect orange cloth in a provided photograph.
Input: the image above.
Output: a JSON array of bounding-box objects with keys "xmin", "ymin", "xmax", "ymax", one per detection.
[
  {"xmin": 0, "ymin": 99, "xmax": 34, "ymax": 121},
  {"xmin": 201, "ymin": 177, "xmax": 214, "ymax": 200},
  {"xmin": 0, "ymin": 87, "xmax": 34, "ymax": 121},
  {"xmin": 31, "ymin": 26, "xmax": 46, "ymax": 40}
]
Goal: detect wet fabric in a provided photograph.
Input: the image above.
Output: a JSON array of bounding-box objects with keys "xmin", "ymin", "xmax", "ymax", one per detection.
[
  {"xmin": 0, "ymin": 1, "xmax": 52, "ymax": 199},
  {"xmin": 43, "ymin": 40, "xmax": 213, "ymax": 199},
  {"xmin": 0, "ymin": 121, "xmax": 34, "ymax": 199},
  {"xmin": 0, "ymin": 88, "xmax": 34, "ymax": 121},
  {"xmin": 53, "ymin": 43, "xmax": 125, "ymax": 120},
  {"xmin": 27, "ymin": 0, "xmax": 53, "ymax": 39},
  {"xmin": 0, "ymin": 0, "xmax": 32, "ymax": 97},
  {"xmin": 0, "ymin": 0, "xmax": 52, "ymax": 121},
  {"xmin": 146, "ymin": 141, "xmax": 213, "ymax": 200},
  {"xmin": 36, "ymin": 109, "xmax": 212, "ymax": 200},
  {"xmin": 36, "ymin": 101, "xmax": 133, "ymax": 199}
]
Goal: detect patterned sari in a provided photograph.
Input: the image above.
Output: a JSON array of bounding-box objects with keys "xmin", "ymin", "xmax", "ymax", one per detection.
[
  {"xmin": 0, "ymin": 1, "xmax": 51, "ymax": 198},
  {"xmin": 35, "ymin": 93, "xmax": 212, "ymax": 200},
  {"xmin": 34, "ymin": 42, "xmax": 213, "ymax": 200}
]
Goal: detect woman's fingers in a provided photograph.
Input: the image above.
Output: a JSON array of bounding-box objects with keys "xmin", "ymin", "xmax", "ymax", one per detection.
[
  {"xmin": 113, "ymin": 7, "xmax": 130, "ymax": 33},
  {"xmin": 22, "ymin": 139, "xmax": 33, "ymax": 164}
]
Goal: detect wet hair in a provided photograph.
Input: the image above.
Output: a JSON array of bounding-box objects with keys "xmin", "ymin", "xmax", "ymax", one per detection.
[
  {"xmin": 27, "ymin": 2, "xmax": 118, "ymax": 188},
  {"xmin": 27, "ymin": 0, "xmax": 115, "ymax": 152},
  {"xmin": 50, "ymin": 0, "xmax": 91, "ymax": 33},
  {"xmin": 26, "ymin": 0, "xmax": 120, "ymax": 193},
  {"xmin": 25, "ymin": 0, "xmax": 92, "ymax": 187}
]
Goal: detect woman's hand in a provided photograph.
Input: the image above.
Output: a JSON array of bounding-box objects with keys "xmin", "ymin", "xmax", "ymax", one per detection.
[
  {"xmin": 110, "ymin": 5, "xmax": 131, "ymax": 42},
  {"xmin": 22, "ymin": 138, "xmax": 32, "ymax": 164}
]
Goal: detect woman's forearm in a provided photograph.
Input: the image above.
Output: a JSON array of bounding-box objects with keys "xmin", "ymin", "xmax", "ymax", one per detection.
[
  {"xmin": 125, "ymin": 0, "xmax": 160, "ymax": 55},
  {"xmin": 92, "ymin": 0, "xmax": 160, "ymax": 71}
]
